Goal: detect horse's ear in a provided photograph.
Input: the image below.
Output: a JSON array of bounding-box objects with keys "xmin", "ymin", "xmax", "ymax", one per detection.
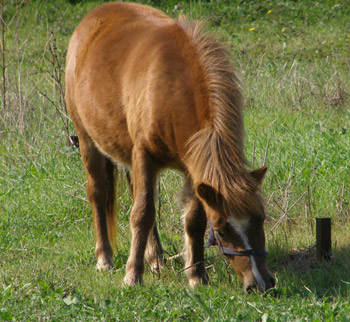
[
  {"xmin": 251, "ymin": 166, "xmax": 267, "ymax": 186},
  {"xmin": 196, "ymin": 183, "xmax": 218, "ymax": 207}
]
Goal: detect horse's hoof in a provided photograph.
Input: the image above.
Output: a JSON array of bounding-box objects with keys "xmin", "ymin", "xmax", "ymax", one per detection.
[
  {"xmin": 188, "ymin": 274, "xmax": 209, "ymax": 288},
  {"xmin": 123, "ymin": 273, "xmax": 143, "ymax": 286},
  {"xmin": 96, "ymin": 256, "xmax": 114, "ymax": 271},
  {"xmin": 148, "ymin": 259, "xmax": 164, "ymax": 273}
]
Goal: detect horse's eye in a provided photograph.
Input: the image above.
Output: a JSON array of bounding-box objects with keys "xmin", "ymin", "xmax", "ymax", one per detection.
[{"xmin": 216, "ymin": 231, "xmax": 225, "ymax": 238}]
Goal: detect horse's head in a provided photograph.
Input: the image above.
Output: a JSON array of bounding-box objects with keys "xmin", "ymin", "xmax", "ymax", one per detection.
[{"xmin": 196, "ymin": 166, "xmax": 275, "ymax": 292}]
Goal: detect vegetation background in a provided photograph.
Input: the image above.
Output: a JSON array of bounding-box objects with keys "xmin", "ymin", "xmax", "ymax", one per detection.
[{"xmin": 1, "ymin": 0, "xmax": 349, "ymax": 320}]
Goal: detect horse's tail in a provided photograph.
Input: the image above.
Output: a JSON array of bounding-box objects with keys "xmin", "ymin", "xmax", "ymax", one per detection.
[{"xmin": 105, "ymin": 158, "xmax": 117, "ymax": 253}]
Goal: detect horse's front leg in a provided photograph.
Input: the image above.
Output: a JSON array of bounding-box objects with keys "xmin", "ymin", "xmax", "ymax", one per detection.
[
  {"xmin": 123, "ymin": 148, "xmax": 156, "ymax": 285},
  {"xmin": 182, "ymin": 178, "xmax": 209, "ymax": 287},
  {"xmin": 124, "ymin": 169, "xmax": 164, "ymax": 273}
]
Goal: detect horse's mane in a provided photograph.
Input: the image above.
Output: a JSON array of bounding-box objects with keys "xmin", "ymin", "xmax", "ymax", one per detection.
[{"xmin": 177, "ymin": 17, "xmax": 262, "ymax": 217}]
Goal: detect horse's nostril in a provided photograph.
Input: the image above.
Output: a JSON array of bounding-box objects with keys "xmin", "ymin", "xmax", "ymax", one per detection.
[
  {"xmin": 245, "ymin": 282, "xmax": 258, "ymax": 293},
  {"xmin": 269, "ymin": 277, "xmax": 276, "ymax": 289},
  {"xmin": 245, "ymin": 285, "xmax": 255, "ymax": 293}
]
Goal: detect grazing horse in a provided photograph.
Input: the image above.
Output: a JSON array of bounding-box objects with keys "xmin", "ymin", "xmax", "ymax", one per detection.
[{"xmin": 65, "ymin": 2, "xmax": 275, "ymax": 292}]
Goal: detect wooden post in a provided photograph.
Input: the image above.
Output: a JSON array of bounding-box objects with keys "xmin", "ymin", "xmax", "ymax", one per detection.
[{"xmin": 316, "ymin": 218, "xmax": 331, "ymax": 261}]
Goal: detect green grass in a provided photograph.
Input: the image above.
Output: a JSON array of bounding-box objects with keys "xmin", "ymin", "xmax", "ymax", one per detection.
[{"xmin": 1, "ymin": 0, "xmax": 350, "ymax": 320}]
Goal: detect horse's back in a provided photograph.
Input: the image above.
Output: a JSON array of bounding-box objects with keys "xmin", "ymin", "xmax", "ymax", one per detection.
[
  {"xmin": 66, "ymin": 3, "xmax": 205, "ymax": 167},
  {"xmin": 66, "ymin": 2, "xmax": 172, "ymax": 70}
]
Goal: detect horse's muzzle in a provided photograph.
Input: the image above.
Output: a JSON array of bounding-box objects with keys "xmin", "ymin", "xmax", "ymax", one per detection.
[{"xmin": 245, "ymin": 274, "xmax": 276, "ymax": 293}]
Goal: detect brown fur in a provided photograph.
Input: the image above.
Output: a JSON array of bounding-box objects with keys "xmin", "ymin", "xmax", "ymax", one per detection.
[{"xmin": 65, "ymin": 2, "xmax": 274, "ymax": 291}]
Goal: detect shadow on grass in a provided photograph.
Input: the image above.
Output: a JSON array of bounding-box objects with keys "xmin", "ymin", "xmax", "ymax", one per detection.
[{"xmin": 268, "ymin": 244, "xmax": 350, "ymax": 298}]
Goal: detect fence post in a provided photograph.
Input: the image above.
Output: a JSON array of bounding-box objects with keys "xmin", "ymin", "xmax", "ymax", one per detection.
[{"xmin": 316, "ymin": 218, "xmax": 331, "ymax": 261}]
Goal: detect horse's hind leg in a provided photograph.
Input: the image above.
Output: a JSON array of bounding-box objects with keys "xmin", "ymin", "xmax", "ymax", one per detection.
[
  {"xmin": 124, "ymin": 148, "xmax": 157, "ymax": 285},
  {"xmin": 182, "ymin": 177, "xmax": 208, "ymax": 287},
  {"xmin": 77, "ymin": 131, "xmax": 115, "ymax": 271},
  {"xmin": 124, "ymin": 169, "xmax": 164, "ymax": 273}
]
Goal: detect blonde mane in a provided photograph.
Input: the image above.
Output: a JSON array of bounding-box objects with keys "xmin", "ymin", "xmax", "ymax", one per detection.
[{"xmin": 177, "ymin": 17, "xmax": 260, "ymax": 216}]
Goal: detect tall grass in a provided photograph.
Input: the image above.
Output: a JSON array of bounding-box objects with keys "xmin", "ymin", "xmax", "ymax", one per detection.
[{"xmin": 1, "ymin": 0, "xmax": 350, "ymax": 320}]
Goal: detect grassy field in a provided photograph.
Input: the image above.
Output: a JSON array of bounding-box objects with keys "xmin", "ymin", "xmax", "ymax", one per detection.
[{"xmin": 1, "ymin": 0, "xmax": 350, "ymax": 320}]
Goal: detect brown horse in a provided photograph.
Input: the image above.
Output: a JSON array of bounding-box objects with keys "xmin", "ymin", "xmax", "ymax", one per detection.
[{"xmin": 65, "ymin": 2, "xmax": 275, "ymax": 292}]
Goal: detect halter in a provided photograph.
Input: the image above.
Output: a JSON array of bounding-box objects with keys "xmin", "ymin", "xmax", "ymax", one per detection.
[
  {"xmin": 204, "ymin": 224, "xmax": 268, "ymax": 257},
  {"xmin": 178, "ymin": 223, "xmax": 268, "ymax": 274}
]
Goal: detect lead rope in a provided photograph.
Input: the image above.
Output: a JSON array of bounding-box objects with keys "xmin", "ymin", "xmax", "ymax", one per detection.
[{"xmin": 177, "ymin": 253, "xmax": 223, "ymax": 274}]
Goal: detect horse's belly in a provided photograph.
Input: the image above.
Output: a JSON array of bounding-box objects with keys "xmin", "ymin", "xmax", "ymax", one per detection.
[{"xmin": 79, "ymin": 103, "xmax": 133, "ymax": 165}]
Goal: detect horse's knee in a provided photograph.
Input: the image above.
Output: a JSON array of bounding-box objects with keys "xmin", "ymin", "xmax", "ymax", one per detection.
[
  {"xmin": 184, "ymin": 205, "xmax": 206, "ymax": 238},
  {"xmin": 130, "ymin": 202, "xmax": 155, "ymax": 232}
]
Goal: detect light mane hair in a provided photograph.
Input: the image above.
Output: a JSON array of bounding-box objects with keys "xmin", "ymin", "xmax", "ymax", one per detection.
[{"xmin": 177, "ymin": 17, "xmax": 263, "ymax": 218}]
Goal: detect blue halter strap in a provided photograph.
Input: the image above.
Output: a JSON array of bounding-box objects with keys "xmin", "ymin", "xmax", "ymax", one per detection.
[{"xmin": 204, "ymin": 224, "xmax": 268, "ymax": 257}]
